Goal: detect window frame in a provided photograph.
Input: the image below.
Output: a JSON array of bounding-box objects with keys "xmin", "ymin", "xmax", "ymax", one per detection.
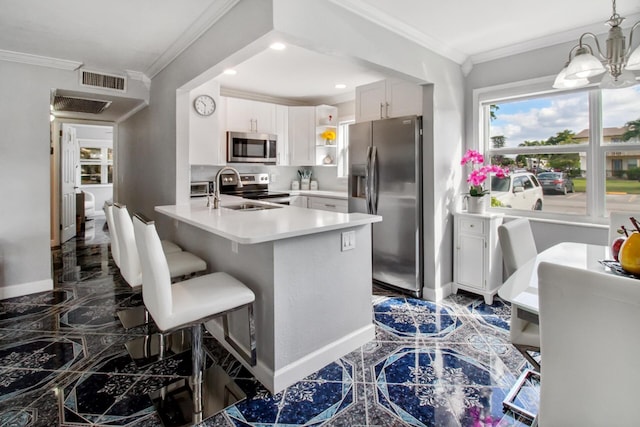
[
  {"xmin": 77, "ymin": 138, "xmax": 113, "ymax": 186},
  {"xmin": 472, "ymin": 76, "xmax": 622, "ymax": 223}
]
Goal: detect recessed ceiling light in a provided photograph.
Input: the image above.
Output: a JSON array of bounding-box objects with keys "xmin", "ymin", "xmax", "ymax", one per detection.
[
  {"xmin": 270, "ymin": 42, "xmax": 286, "ymax": 51},
  {"xmin": 335, "ymin": 84, "xmax": 347, "ymax": 89},
  {"xmin": 223, "ymin": 69, "xmax": 237, "ymax": 75}
]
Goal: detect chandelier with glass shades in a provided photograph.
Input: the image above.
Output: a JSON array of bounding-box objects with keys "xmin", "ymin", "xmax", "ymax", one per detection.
[{"xmin": 553, "ymin": 0, "xmax": 640, "ymax": 89}]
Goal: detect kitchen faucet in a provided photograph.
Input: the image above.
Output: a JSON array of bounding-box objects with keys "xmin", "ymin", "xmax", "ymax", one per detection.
[{"xmin": 211, "ymin": 166, "xmax": 243, "ymax": 209}]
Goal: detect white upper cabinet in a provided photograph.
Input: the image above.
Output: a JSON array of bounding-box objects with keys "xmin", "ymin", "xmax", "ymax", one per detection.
[
  {"xmin": 288, "ymin": 106, "xmax": 315, "ymax": 166},
  {"xmin": 275, "ymin": 104, "xmax": 289, "ymax": 165},
  {"xmin": 226, "ymin": 97, "xmax": 277, "ymax": 134},
  {"xmin": 355, "ymin": 78, "xmax": 423, "ymax": 122}
]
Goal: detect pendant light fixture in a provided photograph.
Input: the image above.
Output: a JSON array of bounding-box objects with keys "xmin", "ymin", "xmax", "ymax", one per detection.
[{"xmin": 553, "ymin": 0, "xmax": 640, "ymax": 89}]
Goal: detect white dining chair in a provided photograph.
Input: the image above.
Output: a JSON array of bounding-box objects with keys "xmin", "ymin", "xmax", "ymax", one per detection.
[
  {"xmin": 498, "ymin": 217, "xmax": 540, "ymax": 371},
  {"xmin": 537, "ymin": 261, "xmax": 640, "ymax": 426},
  {"xmin": 132, "ymin": 213, "xmax": 256, "ymax": 425},
  {"xmin": 498, "ymin": 217, "xmax": 538, "ymax": 278}
]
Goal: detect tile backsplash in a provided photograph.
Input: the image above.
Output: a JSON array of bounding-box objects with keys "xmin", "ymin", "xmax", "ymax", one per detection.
[{"xmin": 190, "ymin": 165, "xmax": 347, "ymax": 192}]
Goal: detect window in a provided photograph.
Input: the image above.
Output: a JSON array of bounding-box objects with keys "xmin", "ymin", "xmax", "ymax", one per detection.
[
  {"xmin": 477, "ymin": 81, "xmax": 640, "ymax": 219},
  {"xmin": 78, "ymin": 140, "xmax": 113, "ymax": 185},
  {"xmin": 336, "ymin": 119, "xmax": 354, "ymax": 179}
]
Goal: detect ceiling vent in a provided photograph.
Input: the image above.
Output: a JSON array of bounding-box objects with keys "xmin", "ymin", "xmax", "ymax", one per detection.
[
  {"xmin": 79, "ymin": 70, "xmax": 127, "ymax": 92},
  {"xmin": 52, "ymin": 95, "xmax": 112, "ymax": 114}
]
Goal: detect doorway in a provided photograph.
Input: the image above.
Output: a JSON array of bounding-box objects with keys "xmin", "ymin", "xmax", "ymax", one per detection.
[{"xmin": 51, "ymin": 121, "xmax": 115, "ymax": 246}]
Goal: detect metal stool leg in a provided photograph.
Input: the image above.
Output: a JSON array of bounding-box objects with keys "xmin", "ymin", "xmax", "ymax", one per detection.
[{"xmin": 191, "ymin": 324, "xmax": 204, "ymax": 425}]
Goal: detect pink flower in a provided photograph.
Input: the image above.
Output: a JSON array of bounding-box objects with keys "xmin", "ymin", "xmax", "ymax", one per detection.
[
  {"xmin": 461, "ymin": 149, "xmax": 484, "ymax": 166},
  {"xmin": 461, "ymin": 149, "xmax": 509, "ymax": 196}
]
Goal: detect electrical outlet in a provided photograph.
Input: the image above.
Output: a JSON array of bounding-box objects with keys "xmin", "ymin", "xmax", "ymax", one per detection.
[
  {"xmin": 341, "ymin": 231, "xmax": 356, "ymax": 251},
  {"xmin": 231, "ymin": 241, "xmax": 238, "ymax": 254}
]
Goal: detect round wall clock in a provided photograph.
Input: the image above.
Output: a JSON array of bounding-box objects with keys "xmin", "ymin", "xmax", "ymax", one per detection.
[{"xmin": 193, "ymin": 94, "xmax": 216, "ymax": 116}]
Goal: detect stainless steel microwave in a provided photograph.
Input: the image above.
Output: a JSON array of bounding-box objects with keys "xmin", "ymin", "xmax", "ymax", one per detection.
[{"xmin": 227, "ymin": 131, "xmax": 277, "ymax": 164}]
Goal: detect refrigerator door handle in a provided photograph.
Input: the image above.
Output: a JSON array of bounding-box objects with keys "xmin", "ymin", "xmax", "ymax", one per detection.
[
  {"xmin": 371, "ymin": 146, "xmax": 378, "ymax": 215},
  {"xmin": 365, "ymin": 146, "xmax": 372, "ymax": 214}
]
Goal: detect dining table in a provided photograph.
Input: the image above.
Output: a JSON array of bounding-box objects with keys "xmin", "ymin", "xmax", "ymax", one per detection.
[{"xmin": 498, "ymin": 241, "xmax": 611, "ymax": 315}]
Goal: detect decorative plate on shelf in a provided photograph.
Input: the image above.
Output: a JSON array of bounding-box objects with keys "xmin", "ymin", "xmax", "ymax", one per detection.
[{"xmin": 598, "ymin": 260, "xmax": 640, "ymax": 279}]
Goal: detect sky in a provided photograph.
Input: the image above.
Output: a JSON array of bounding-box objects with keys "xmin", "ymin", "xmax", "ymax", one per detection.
[{"xmin": 490, "ymin": 85, "xmax": 640, "ymax": 148}]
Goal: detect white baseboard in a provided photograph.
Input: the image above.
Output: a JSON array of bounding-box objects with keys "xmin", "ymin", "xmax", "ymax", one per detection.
[
  {"xmin": 272, "ymin": 324, "xmax": 375, "ymax": 392},
  {"xmin": 0, "ymin": 279, "xmax": 53, "ymax": 300},
  {"xmin": 422, "ymin": 282, "xmax": 452, "ymax": 302},
  {"xmin": 205, "ymin": 321, "xmax": 375, "ymax": 394}
]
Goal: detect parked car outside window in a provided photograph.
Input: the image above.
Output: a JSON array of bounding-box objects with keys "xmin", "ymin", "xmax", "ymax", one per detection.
[
  {"xmin": 490, "ymin": 172, "xmax": 544, "ymax": 211},
  {"xmin": 537, "ymin": 172, "xmax": 575, "ymax": 195}
]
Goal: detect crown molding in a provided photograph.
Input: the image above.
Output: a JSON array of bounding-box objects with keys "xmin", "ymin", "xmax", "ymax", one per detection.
[
  {"xmin": 145, "ymin": 0, "xmax": 240, "ymax": 79},
  {"xmin": 470, "ymin": 12, "xmax": 640, "ymax": 66},
  {"xmin": 220, "ymin": 87, "xmax": 310, "ymax": 106},
  {"xmin": 126, "ymin": 70, "xmax": 151, "ymax": 89},
  {"xmin": 0, "ymin": 49, "xmax": 82, "ymax": 70},
  {"xmin": 328, "ymin": 0, "xmax": 468, "ymax": 65}
]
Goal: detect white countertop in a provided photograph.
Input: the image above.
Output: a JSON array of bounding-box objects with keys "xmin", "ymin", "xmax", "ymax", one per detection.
[
  {"xmin": 156, "ymin": 196, "xmax": 380, "ymax": 244},
  {"xmin": 289, "ymin": 190, "xmax": 347, "ymax": 199}
]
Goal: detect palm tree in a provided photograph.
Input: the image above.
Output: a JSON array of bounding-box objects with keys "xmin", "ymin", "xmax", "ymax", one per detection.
[{"xmin": 622, "ymin": 118, "xmax": 640, "ymax": 142}]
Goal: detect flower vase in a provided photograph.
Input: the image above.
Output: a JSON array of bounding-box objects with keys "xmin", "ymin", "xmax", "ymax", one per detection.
[{"xmin": 467, "ymin": 195, "xmax": 487, "ymax": 214}]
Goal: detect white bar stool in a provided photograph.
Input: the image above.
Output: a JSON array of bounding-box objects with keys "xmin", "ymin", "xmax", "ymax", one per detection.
[
  {"xmin": 132, "ymin": 213, "xmax": 256, "ymax": 426},
  {"xmin": 112, "ymin": 203, "xmax": 206, "ymax": 330}
]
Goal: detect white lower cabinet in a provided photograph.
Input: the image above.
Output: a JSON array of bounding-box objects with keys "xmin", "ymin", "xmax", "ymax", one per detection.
[
  {"xmin": 290, "ymin": 195, "xmax": 308, "ymax": 208},
  {"xmin": 308, "ymin": 196, "xmax": 348, "ymax": 213},
  {"xmin": 452, "ymin": 212, "xmax": 504, "ymax": 304}
]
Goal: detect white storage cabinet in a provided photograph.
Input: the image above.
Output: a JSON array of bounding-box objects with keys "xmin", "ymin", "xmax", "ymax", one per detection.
[
  {"xmin": 308, "ymin": 196, "xmax": 348, "ymax": 213},
  {"xmin": 355, "ymin": 78, "xmax": 422, "ymax": 122},
  {"xmin": 226, "ymin": 97, "xmax": 276, "ymax": 133},
  {"xmin": 289, "ymin": 195, "xmax": 308, "ymax": 208},
  {"xmin": 452, "ymin": 212, "xmax": 504, "ymax": 304},
  {"xmin": 288, "ymin": 106, "xmax": 316, "ymax": 166}
]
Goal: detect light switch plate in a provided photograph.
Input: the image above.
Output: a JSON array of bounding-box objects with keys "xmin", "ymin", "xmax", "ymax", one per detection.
[{"xmin": 341, "ymin": 231, "xmax": 356, "ymax": 251}]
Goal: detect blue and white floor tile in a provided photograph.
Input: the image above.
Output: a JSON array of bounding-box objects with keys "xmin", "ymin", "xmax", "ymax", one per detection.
[{"xmin": 0, "ymin": 219, "xmax": 538, "ymax": 426}]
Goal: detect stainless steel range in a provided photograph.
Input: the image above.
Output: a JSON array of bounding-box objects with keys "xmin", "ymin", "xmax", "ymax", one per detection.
[{"xmin": 219, "ymin": 173, "xmax": 290, "ymax": 204}]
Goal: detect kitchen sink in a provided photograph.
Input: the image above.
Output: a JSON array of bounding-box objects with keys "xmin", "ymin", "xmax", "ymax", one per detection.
[{"xmin": 223, "ymin": 202, "xmax": 283, "ymax": 211}]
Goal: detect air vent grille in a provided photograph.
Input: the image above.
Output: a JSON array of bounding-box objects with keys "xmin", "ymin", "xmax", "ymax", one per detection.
[
  {"xmin": 52, "ymin": 95, "xmax": 112, "ymax": 114},
  {"xmin": 80, "ymin": 70, "xmax": 126, "ymax": 92}
]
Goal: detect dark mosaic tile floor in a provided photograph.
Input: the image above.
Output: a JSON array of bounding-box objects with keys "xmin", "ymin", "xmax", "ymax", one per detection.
[{"xmin": 0, "ymin": 218, "xmax": 538, "ymax": 426}]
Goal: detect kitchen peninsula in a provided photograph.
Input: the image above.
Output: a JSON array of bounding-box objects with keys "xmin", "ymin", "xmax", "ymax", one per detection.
[{"xmin": 155, "ymin": 197, "xmax": 381, "ymax": 393}]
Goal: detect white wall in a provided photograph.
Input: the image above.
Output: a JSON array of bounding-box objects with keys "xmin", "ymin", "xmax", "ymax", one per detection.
[{"xmin": 0, "ymin": 60, "xmax": 147, "ymax": 297}]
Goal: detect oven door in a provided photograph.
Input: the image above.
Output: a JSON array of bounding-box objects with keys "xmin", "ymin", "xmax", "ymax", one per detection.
[{"xmin": 227, "ymin": 132, "xmax": 277, "ymax": 163}]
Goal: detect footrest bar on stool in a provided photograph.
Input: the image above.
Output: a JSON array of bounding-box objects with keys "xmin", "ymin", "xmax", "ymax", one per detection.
[
  {"xmin": 502, "ymin": 368, "xmax": 540, "ymax": 421},
  {"xmin": 125, "ymin": 329, "xmax": 191, "ymax": 368}
]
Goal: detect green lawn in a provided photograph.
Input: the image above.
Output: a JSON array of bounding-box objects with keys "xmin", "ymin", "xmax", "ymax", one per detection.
[{"xmin": 572, "ymin": 178, "xmax": 640, "ymax": 194}]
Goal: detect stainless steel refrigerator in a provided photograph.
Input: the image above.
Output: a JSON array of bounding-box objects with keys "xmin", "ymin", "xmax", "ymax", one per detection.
[{"xmin": 348, "ymin": 115, "xmax": 423, "ymax": 297}]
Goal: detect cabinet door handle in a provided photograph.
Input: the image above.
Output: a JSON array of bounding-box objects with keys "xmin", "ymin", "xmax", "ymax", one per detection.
[
  {"xmin": 325, "ymin": 204, "xmax": 336, "ymax": 208},
  {"xmin": 385, "ymin": 102, "xmax": 390, "ymax": 118},
  {"xmin": 379, "ymin": 102, "xmax": 384, "ymax": 119}
]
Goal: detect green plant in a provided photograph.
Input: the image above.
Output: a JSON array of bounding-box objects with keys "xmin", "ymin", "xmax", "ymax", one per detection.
[
  {"xmin": 491, "ymin": 196, "xmax": 504, "ymax": 207},
  {"xmin": 626, "ymin": 167, "xmax": 640, "ymax": 181}
]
